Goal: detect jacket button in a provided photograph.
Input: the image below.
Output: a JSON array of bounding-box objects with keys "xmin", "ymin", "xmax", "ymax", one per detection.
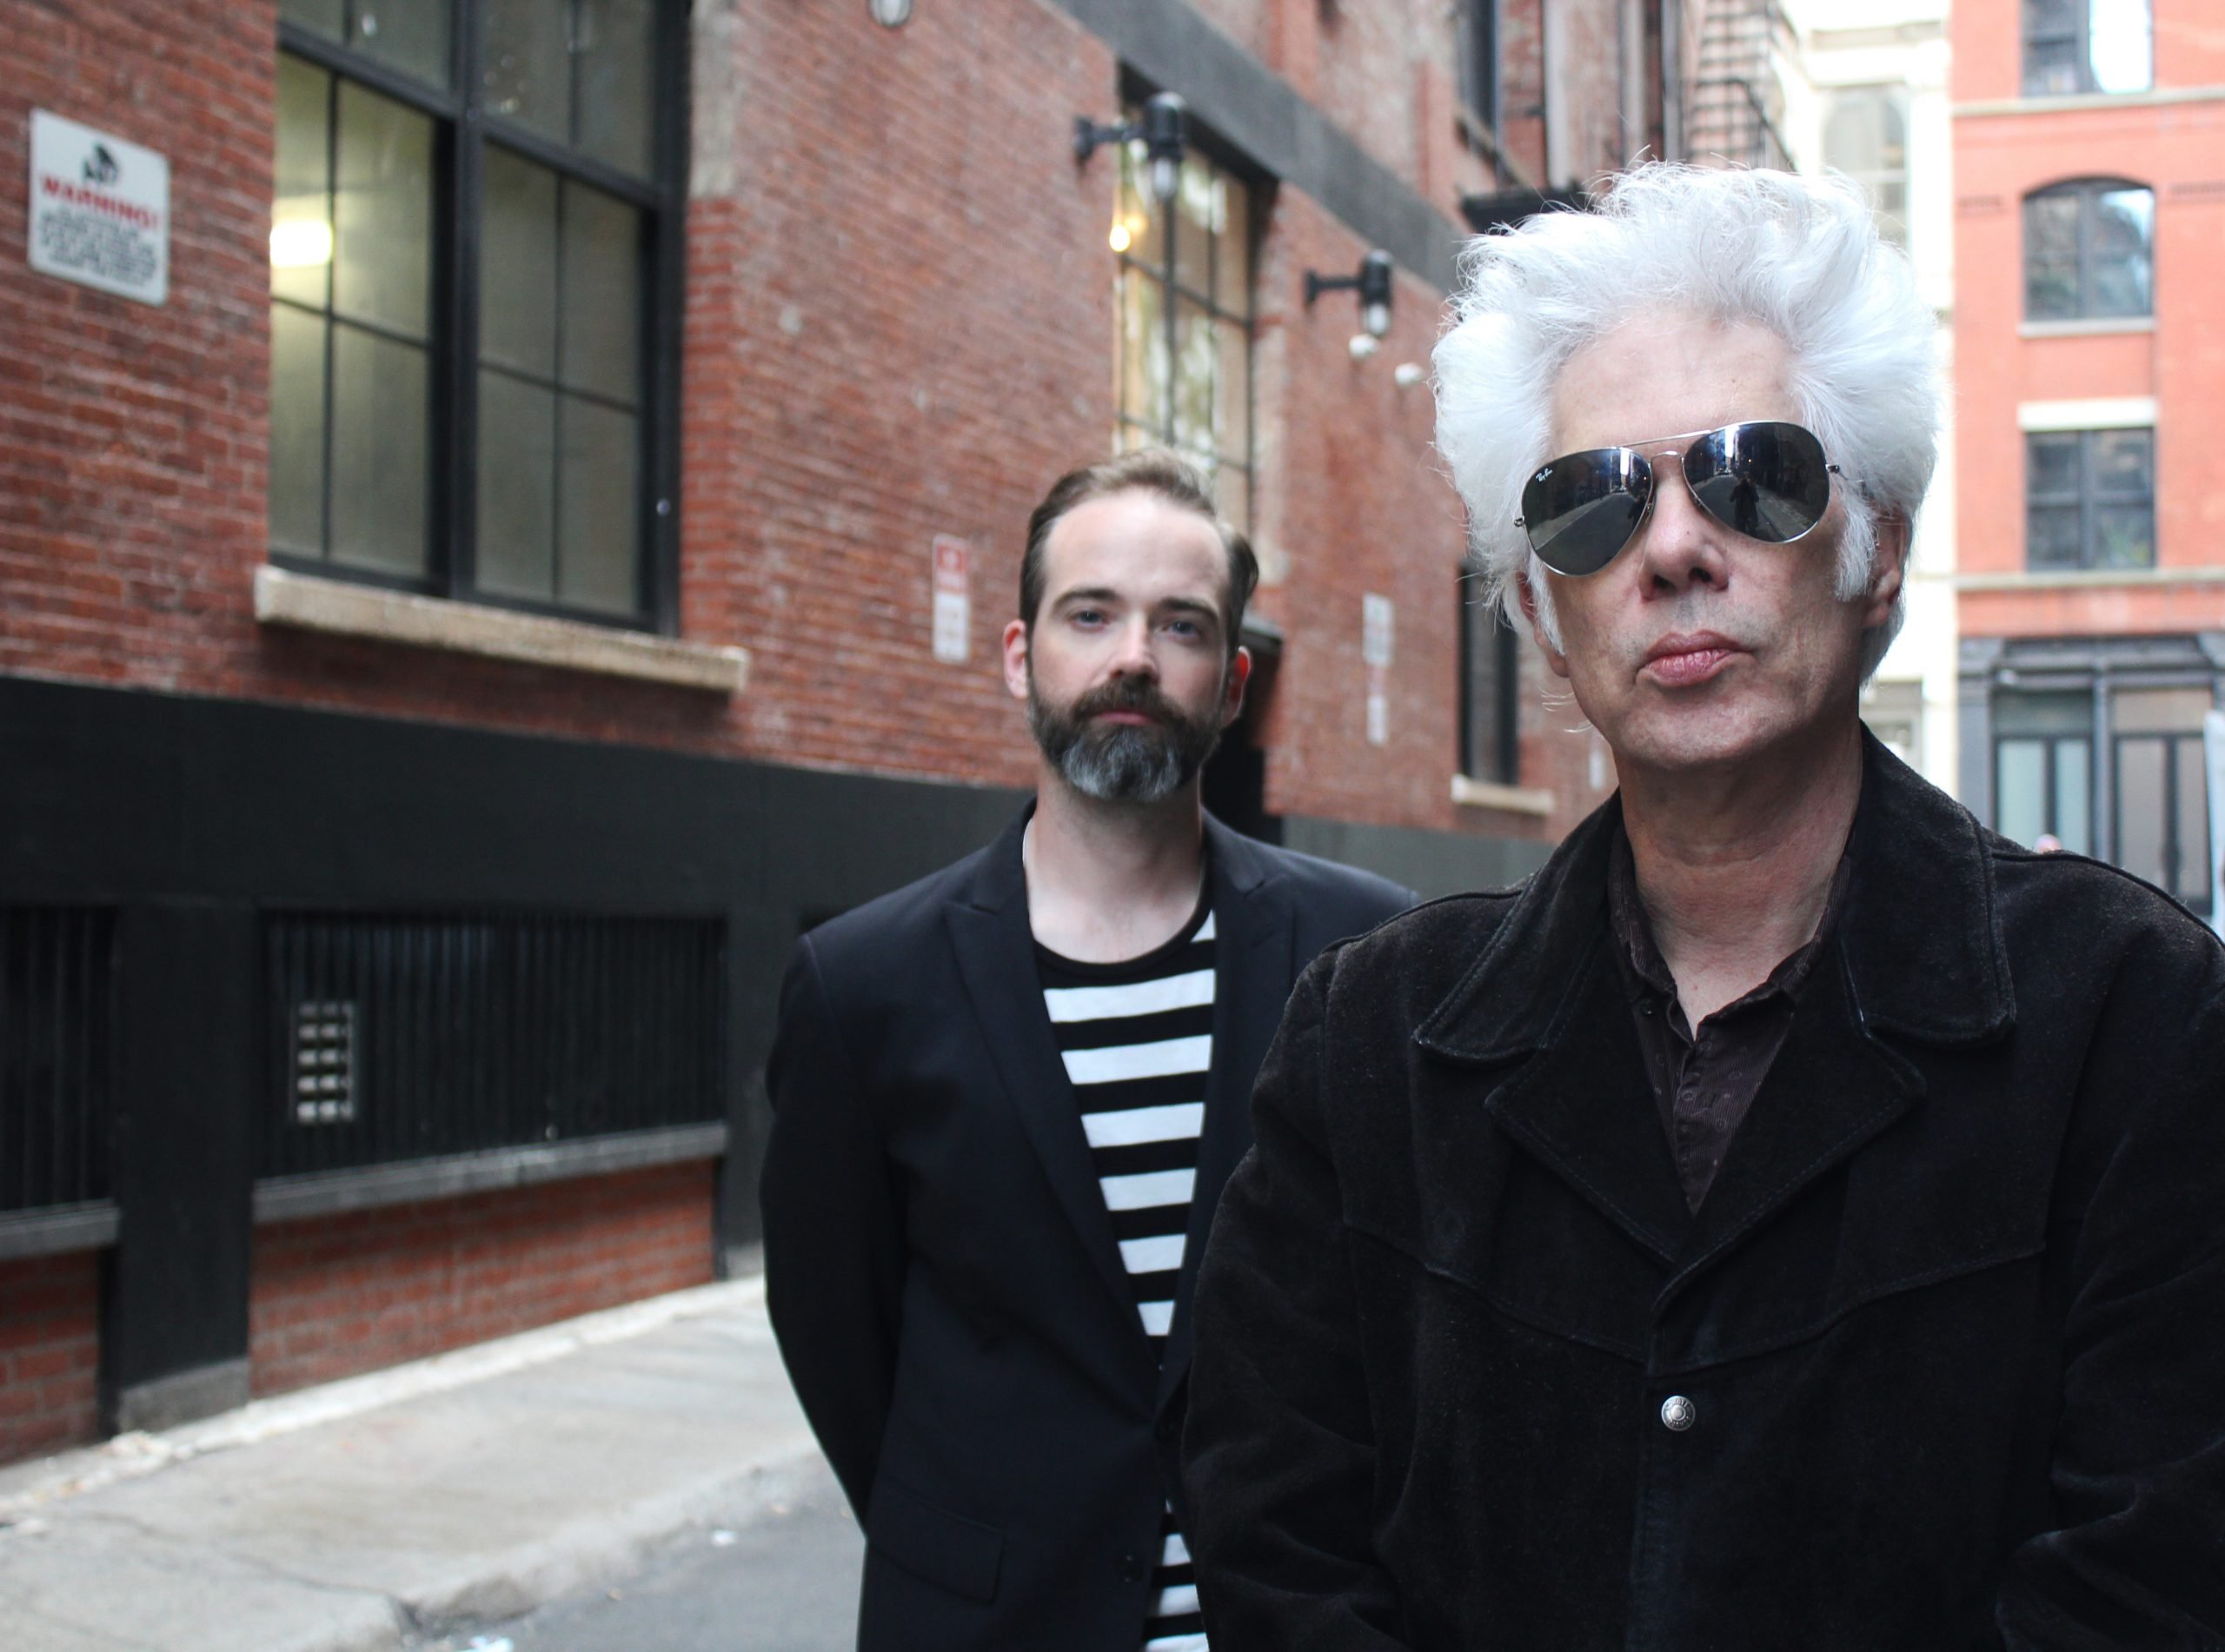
[
  {"xmin": 1117, "ymin": 1552, "xmax": 1146, "ymax": 1584},
  {"xmin": 1660, "ymin": 1394, "xmax": 1697, "ymax": 1432}
]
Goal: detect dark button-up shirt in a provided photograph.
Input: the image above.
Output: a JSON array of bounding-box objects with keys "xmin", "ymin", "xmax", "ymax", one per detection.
[{"xmin": 1605, "ymin": 830, "xmax": 1850, "ymax": 1211}]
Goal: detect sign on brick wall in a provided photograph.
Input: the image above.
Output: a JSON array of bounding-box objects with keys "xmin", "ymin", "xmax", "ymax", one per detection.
[
  {"xmin": 1363, "ymin": 593, "xmax": 1395, "ymax": 746},
  {"xmin": 27, "ymin": 110, "xmax": 169, "ymax": 306},
  {"xmin": 931, "ymin": 535, "xmax": 972, "ymax": 664}
]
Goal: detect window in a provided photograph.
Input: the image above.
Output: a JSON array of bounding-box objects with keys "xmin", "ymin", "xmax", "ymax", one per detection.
[
  {"xmin": 1458, "ymin": 582, "xmax": 1520, "ymax": 784},
  {"xmin": 269, "ymin": 0, "xmax": 679, "ymax": 627},
  {"xmin": 1823, "ymin": 90, "xmax": 1908, "ymax": 249},
  {"xmin": 2111, "ymin": 689, "xmax": 2212, "ymax": 908},
  {"xmin": 2023, "ymin": 180, "xmax": 2153, "ymax": 321},
  {"xmin": 1112, "ymin": 129, "xmax": 1257, "ymax": 534},
  {"xmin": 1454, "ymin": 0, "xmax": 1498, "ymax": 129},
  {"xmin": 2022, "ymin": 0, "xmax": 2152, "ymax": 96},
  {"xmin": 1995, "ymin": 692, "xmax": 2092, "ymax": 854},
  {"xmin": 2026, "ymin": 428, "xmax": 2155, "ymax": 571}
]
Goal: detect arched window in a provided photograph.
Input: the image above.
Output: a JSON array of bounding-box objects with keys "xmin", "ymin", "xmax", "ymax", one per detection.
[
  {"xmin": 1823, "ymin": 90, "xmax": 1909, "ymax": 249},
  {"xmin": 2023, "ymin": 179, "xmax": 2153, "ymax": 322}
]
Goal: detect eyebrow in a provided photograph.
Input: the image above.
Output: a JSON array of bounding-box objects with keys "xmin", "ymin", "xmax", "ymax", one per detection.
[{"xmin": 1051, "ymin": 587, "xmax": 1224, "ymax": 626}]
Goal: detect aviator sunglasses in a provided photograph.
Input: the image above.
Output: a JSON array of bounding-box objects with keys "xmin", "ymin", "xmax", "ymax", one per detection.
[{"xmin": 1515, "ymin": 420, "xmax": 1841, "ymax": 577}]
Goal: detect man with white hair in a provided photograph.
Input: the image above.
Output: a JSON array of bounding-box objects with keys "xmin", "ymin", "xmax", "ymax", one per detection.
[{"xmin": 1182, "ymin": 164, "xmax": 2225, "ymax": 1648}]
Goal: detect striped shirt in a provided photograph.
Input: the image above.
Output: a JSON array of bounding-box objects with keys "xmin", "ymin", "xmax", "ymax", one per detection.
[{"xmin": 1039, "ymin": 896, "xmax": 1214, "ymax": 1652}]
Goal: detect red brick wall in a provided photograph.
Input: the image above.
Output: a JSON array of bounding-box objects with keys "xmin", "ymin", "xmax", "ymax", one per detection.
[
  {"xmin": 0, "ymin": 1251, "xmax": 102, "ymax": 1465},
  {"xmin": 2, "ymin": 0, "xmax": 1629, "ymax": 839},
  {"xmin": 247, "ymin": 1162, "xmax": 714, "ymax": 1397}
]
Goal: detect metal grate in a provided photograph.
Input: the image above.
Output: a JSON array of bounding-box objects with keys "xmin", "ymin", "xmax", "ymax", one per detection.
[
  {"xmin": 260, "ymin": 912, "xmax": 726, "ymax": 1180},
  {"xmin": 0, "ymin": 908, "xmax": 118, "ymax": 1215}
]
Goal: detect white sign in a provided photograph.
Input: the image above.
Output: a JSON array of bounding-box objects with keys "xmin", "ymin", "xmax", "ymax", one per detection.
[
  {"xmin": 29, "ymin": 110, "xmax": 169, "ymax": 306},
  {"xmin": 2204, "ymin": 710, "xmax": 2225, "ymax": 937},
  {"xmin": 1362, "ymin": 593, "xmax": 1396, "ymax": 667},
  {"xmin": 931, "ymin": 535, "xmax": 971, "ymax": 664}
]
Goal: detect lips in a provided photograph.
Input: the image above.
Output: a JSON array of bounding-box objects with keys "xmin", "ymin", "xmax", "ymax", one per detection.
[{"xmin": 1642, "ymin": 633, "xmax": 1742, "ymax": 687}]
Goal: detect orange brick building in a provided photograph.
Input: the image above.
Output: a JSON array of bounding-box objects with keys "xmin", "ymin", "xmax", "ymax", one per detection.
[
  {"xmin": 0, "ymin": 1, "xmax": 1665, "ymax": 1462},
  {"xmin": 1952, "ymin": 0, "xmax": 2225, "ymax": 907}
]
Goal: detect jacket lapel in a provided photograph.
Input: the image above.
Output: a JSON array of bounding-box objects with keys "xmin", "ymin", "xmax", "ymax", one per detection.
[
  {"xmin": 1155, "ymin": 818, "xmax": 1292, "ymax": 1410},
  {"xmin": 943, "ymin": 810, "xmax": 1142, "ymax": 1329}
]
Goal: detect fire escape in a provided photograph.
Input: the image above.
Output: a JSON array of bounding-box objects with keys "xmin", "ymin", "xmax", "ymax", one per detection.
[{"xmin": 1684, "ymin": 0, "xmax": 1797, "ymax": 169}]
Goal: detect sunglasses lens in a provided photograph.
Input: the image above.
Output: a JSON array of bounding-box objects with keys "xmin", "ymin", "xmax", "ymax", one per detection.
[
  {"xmin": 1684, "ymin": 422, "xmax": 1832, "ymax": 543},
  {"xmin": 1521, "ymin": 449, "xmax": 1650, "ymax": 575}
]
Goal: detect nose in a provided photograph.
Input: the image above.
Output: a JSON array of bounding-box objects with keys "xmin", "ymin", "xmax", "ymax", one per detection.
[
  {"xmin": 1108, "ymin": 612, "xmax": 1159, "ymax": 678},
  {"xmin": 1632, "ymin": 457, "xmax": 1730, "ymax": 597}
]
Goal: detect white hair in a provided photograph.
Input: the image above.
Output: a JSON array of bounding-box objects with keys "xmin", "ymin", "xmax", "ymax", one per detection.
[{"xmin": 1433, "ymin": 163, "xmax": 1940, "ymax": 677}]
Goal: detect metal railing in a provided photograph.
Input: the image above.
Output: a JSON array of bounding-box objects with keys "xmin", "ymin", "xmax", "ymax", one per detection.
[
  {"xmin": 0, "ymin": 908, "xmax": 117, "ymax": 1215},
  {"xmin": 260, "ymin": 911, "xmax": 726, "ymax": 1180}
]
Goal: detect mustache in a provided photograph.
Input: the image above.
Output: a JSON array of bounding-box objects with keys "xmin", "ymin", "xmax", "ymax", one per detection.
[{"xmin": 1070, "ymin": 676, "xmax": 1185, "ymax": 723}]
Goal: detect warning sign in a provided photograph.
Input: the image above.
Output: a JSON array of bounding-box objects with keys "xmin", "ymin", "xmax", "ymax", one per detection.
[
  {"xmin": 931, "ymin": 535, "xmax": 971, "ymax": 664},
  {"xmin": 28, "ymin": 110, "xmax": 170, "ymax": 306}
]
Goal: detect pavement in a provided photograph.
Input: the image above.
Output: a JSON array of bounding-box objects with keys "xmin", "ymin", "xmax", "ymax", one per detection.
[{"xmin": 0, "ymin": 1274, "xmax": 831, "ymax": 1652}]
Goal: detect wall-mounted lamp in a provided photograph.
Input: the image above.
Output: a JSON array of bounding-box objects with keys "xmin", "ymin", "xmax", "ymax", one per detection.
[
  {"xmin": 867, "ymin": 0, "xmax": 913, "ymax": 24},
  {"xmin": 1075, "ymin": 91, "xmax": 1187, "ymax": 205},
  {"xmin": 1305, "ymin": 249, "xmax": 1394, "ymax": 339}
]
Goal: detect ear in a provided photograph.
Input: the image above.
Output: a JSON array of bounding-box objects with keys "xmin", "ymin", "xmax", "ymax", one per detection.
[
  {"xmin": 1002, "ymin": 618, "xmax": 1031, "ymax": 702},
  {"xmin": 1515, "ymin": 573, "xmax": 1571, "ymax": 681},
  {"xmin": 1861, "ymin": 512, "xmax": 1910, "ymax": 630},
  {"xmin": 1219, "ymin": 645, "xmax": 1252, "ymax": 730}
]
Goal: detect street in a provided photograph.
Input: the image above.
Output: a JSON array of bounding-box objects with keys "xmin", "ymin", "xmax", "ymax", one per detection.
[{"xmin": 448, "ymin": 1461, "xmax": 862, "ymax": 1652}]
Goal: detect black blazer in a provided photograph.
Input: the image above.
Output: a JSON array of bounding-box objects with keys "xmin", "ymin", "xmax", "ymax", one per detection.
[{"xmin": 762, "ymin": 808, "xmax": 1412, "ymax": 1652}]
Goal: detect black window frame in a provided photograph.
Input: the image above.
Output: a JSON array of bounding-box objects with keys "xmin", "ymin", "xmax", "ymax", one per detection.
[
  {"xmin": 271, "ymin": 0, "xmax": 688, "ymax": 635},
  {"xmin": 2022, "ymin": 0, "xmax": 2153, "ymax": 97},
  {"xmin": 1458, "ymin": 578, "xmax": 1520, "ymax": 786},
  {"xmin": 2022, "ymin": 177, "xmax": 2155, "ymax": 323},
  {"xmin": 2024, "ymin": 427, "xmax": 2155, "ymax": 572},
  {"xmin": 2111, "ymin": 729, "xmax": 2211, "ymax": 908}
]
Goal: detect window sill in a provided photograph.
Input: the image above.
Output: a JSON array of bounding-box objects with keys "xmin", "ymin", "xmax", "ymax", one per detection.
[
  {"xmin": 1451, "ymin": 773, "xmax": 1556, "ymax": 816},
  {"xmin": 1957, "ymin": 567, "xmax": 2225, "ymax": 591},
  {"xmin": 0, "ymin": 1201, "xmax": 119, "ymax": 1262},
  {"xmin": 254, "ymin": 566, "xmax": 749, "ymax": 695},
  {"xmin": 2018, "ymin": 317, "xmax": 2155, "ymax": 339}
]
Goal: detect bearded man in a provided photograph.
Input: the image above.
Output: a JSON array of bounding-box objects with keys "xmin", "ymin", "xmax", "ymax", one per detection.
[
  {"xmin": 1184, "ymin": 164, "xmax": 2225, "ymax": 1649},
  {"xmin": 761, "ymin": 448, "xmax": 1412, "ymax": 1652}
]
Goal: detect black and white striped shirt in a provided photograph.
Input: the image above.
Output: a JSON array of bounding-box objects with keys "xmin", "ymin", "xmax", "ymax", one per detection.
[{"xmin": 1039, "ymin": 896, "xmax": 1213, "ymax": 1652}]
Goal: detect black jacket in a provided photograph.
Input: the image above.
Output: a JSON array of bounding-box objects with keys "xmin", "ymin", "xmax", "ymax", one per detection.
[
  {"xmin": 762, "ymin": 808, "xmax": 1413, "ymax": 1651},
  {"xmin": 1186, "ymin": 739, "xmax": 2225, "ymax": 1650}
]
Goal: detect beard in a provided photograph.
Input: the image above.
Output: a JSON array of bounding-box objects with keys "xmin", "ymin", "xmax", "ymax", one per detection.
[{"xmin": 1027, "ymin": 670, "xmax": 1227, "ymax": 804}]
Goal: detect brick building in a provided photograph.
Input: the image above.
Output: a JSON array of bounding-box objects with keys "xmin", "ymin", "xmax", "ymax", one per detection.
[
  {"xmin": 0, "ymin": 0, "xmax": 1667, "ymax": 1463},
  {"xmin": 1951, "ymin": 0, "xmax": 2225, "ymax": 908}
]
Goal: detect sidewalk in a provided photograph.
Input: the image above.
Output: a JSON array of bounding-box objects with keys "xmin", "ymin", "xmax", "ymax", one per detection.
[{"xmin": 0, "ymin": 1276, "xmax": 826, "ymax": 1652}]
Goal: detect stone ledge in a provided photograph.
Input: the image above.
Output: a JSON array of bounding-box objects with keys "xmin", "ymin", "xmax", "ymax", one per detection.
[
  {"xmin": 1449, "ymin": 774, "xmax": 1557, "ymax": 816},
  {"xmin": 1957, "ymin": 568, "xmax": 2225, "ymax": 592},
  {"xmin": 0, "ymin": 1202, "xmax": 119, "ymax": 1262},
  {"xmin": 252, "ymin": 1122, "xmax": 729, "ymax": 1225},
  {"xmin": 254, "ymin": 566, "xmax": 749, "ymax": 694}
]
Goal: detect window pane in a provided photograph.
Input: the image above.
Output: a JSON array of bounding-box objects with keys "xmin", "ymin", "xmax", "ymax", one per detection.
[
  {"xmin": 1172, "ymin": 297, "xmax": 1218, "ymax": 455},
  {"xmin": 269, "ymin": 305, "xmax": 329, "ymax": 557},
  {"xmin": 1997, "ymin": 739, "xmax": 2049, "ymax": 846},
  {"xmin": 557, "ymin": 398, "xmax": 640, "ymax": 614},
  {"xmin": 2027, "ymin": 432, "xmax": 2080, "ymax": 500},
  {"xmin": 559, "ymin": 182, "xmax": 641, "ymax": 403},
  {"xmin": 2090, "ymin": 188, "xmax": 2153, "ymax": 317},
  {"xmin": 2091, "ymin": 427, "xmax": 2153, "ymax": 497},
  {"xmin": 486, "ymin": 0, "xmax": 572, "ymax": 143},
  {"xmin": 1120, "ymin": 269, "xmax": 1168, "ymax": 435},
  {"xmin": 2091, "ymin": 504, "xmax": 2154, "ymax": 568},
  {"xmin": 272, "ymin": 56, "xmax": 334, "ymax": 310},
  {"xmin": 2117, "ymin": 736, "xmax": 2168, "ymax": 886},
  {"xmin": 2175, "ymin": 737, "xmax": 2209, "ymax": 901},
  {"xmin": 2111, "ymin": 687, "xmax": 2208, "ymax": 734},
  {"xmin": 2027, "ymin": 503, "xmax": 2082, "ymax": 568},
  {"xmin": 2022, "ymin": 192, "xmax": 2080, "ymax": 318},
  {"xmin": 351, "ymin": 0, "xmax": 450, "ymax": 89},
  {"xmin": 1997, "ymin": 690, "xmax": 2091, "ymax": 738},
  {"xmin": 2089, "ymin": 0, "xmax": 2153, "ymax": 94},
  {"xmin": 2055, "ymin": 739, "xmax": 2091, "ymax": 853},
  {"xmin": 1217, "ymin": 176, "xmax": 1251, "ymax": 315},
  {"xmin": 2022, "ymin": 36, "xmax": 2082, "ymax": 96},
  {"xmin": 2023, "ymin": 0, "xmax": 2077, "ymax": 36},
  {"xmin": 481, "ymin": 147, "xmax": 559, "ymax": 379},
  {"xmin": 1172, "ymin": 160, "xmax": 1215, "ymax": 301},
  {"xmin": 1823, "ymin": 96, "xmax": 1883, "ymax": 174},
  {"xmin": 577, "ymin": 0, "xmax": 655, "ymax": 176},
  {"xmin": 475, "ymin": 369, "xmax": 557, "ymax": 600},
  {"xmin": 1216, "ymin": 312, "xmax": 1250, "ymax": 467},
  {"xmin": 1214, "ymin": 461, "xmax": 1251, "ymax": 537},
  {"xmin": 1116, "ymin": 143, "xmax": 1165, "ymax": 273},
  {"xmin": 280, "ymin": 0, "xmax": 345, "ymax": 42},
  {"xmin": 329, "ymin": 326, "xmax": 428, "ymax": 575},
  {"xmin": 332, "ymin": 82, "xmax": 432, "ymax": 339}
]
